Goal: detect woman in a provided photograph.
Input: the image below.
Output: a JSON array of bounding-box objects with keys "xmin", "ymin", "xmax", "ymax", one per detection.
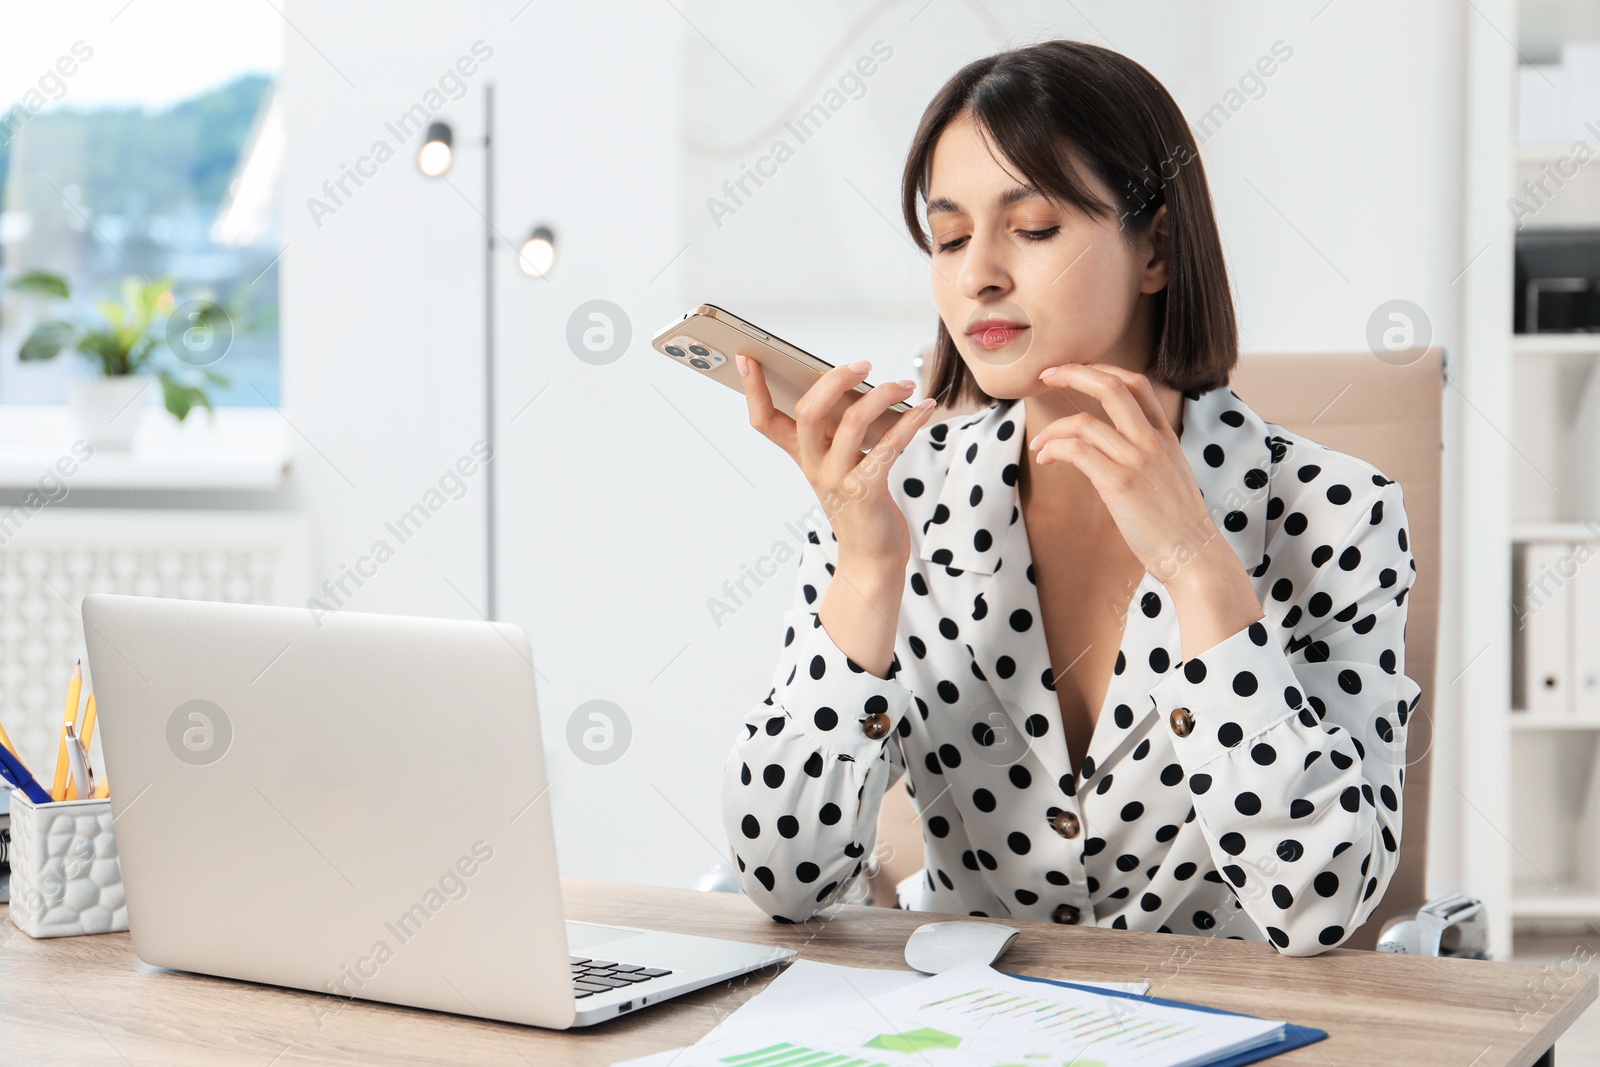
[{"xmin": 721, "ymin": 40, "xmax": 1420, "ymax": 957}]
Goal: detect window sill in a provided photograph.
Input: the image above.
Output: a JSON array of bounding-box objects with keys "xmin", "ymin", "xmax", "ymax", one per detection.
[{"xmin": 0, "ymin": 405, "xmax": 291, "ymax": 491}]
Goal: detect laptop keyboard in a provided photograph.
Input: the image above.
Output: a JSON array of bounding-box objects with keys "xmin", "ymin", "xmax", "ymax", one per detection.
[{"xmin": 570, "ymin": 955, "xmax": 673, "ymax": 999}]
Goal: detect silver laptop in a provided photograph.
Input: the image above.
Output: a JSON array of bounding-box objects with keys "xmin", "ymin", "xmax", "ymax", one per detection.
[{"xmin": 81, "ymin": 593, "xmax": 793, "ymax": 1028}]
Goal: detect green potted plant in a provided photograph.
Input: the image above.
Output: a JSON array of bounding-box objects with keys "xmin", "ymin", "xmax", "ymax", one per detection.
[{"xmin": 7, "ymin": 271, "xmax": 230, "ymax": 450}]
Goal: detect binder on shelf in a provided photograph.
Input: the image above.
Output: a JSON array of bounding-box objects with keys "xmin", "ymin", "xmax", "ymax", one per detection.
[
  {"xmin": 1567, "ymin": 44, "xmax": 1600, "ymax": 144},
  {"xmin": 1575, "ymin": 541, "xmax": 1600, "ymax": 717},
  {"xmin": 1518, "ymin": 63, "xmax": 1568, "ymax": 145},
  {"xmin": 1515, "ymin": 541, "xmax": 1574, "ymax": 714}
]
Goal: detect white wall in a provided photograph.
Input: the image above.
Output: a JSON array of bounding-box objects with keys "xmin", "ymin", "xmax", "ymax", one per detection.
[{"xmin": 283, "ymin": 0, "xmax": 1473, "ymax": 895}]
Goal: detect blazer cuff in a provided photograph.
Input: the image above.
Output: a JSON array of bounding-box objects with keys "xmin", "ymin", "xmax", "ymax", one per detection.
[
  {"xmin": 1149, "ymin": 618, "xmax": 1306, "ymax": 769},
  {"xmin": 780, "ymin": 610, "xmax": 916, "ymax": 745}
]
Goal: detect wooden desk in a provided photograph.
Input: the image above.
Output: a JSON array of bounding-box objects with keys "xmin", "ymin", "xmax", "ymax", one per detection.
[{"xmin": 2, "ymin": 880, "xmax": 1592, "ymax": 1066}]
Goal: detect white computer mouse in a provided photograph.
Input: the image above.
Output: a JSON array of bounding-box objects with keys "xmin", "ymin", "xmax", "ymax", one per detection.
[{"xmin": 904, "ymin": 919, "xmax": 1021, "ymax": 974}]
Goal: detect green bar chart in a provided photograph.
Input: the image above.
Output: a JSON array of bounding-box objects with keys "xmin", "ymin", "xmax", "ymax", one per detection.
[{"xmin": 717, "ymin": 1041, "xmax": 892, "ymax": 1067}]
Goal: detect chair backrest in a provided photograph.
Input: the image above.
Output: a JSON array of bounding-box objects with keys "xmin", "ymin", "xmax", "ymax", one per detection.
[
  {"xmin": 1228, "ymin": 347, "xmax": 1443, "ymax": 949},
  {"xmin": 875, "ymin": 348, "xmax": 1444, "ymax": 952}
]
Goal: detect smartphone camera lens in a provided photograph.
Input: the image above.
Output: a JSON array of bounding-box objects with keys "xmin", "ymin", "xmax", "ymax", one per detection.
[
  {"xmin": 690, "ymin": 358, "xmax": 711, "ymax": 370},
  {"xmin": 688, "ymin": 344, "xmax": 710, "ymax": 357},
  {"xmin": 664, "ymin": 345, "xmax": 686, "ymax": 358}
]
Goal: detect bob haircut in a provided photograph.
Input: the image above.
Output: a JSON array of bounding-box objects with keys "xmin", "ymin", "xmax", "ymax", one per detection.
[{"xmin": 900, "ymin": 40, "xmax": 1238, "ymax": 411}]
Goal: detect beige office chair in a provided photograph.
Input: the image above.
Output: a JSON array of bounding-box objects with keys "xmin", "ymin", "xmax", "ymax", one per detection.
[{"xmin": 869, "ymin": 347, "xmax": 1446, "ymax": 954}]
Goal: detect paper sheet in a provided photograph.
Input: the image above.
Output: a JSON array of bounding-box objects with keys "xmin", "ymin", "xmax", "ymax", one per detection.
[
  {"xmin": 849, "ymin": 960, "xmax": 1283, "ymax": 1065},
  {"xmin": 612, "ymin": 959, "xmax": 1156, "ymax": 1067}
]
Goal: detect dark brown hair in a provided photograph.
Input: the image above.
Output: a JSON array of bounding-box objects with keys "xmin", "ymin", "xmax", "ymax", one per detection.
[{"xmin": 901, "ymin": 40, "xmax": 1238, "ymax": 410}]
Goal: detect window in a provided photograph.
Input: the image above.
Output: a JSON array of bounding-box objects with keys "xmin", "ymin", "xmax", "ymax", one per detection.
[{"xmin": 0, "ymin": 9, "xmax": 283, "ymax": 407}]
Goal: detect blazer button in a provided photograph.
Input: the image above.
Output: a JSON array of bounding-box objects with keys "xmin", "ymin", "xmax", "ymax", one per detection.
[
  {"xmin": 1169, "ymin": 706, "xmax": 1194, "ymax": 737},
  {"xmin": 861, "ymin": 711, "xmax": 892, "ymax": 739},
  {"xmin": 1050, "ymin": 809, "xmax": 1081, "ymax": 839},
  {"xmin": 1051, "ymin": 903, "xmax": 1081, "ymax": 925}
]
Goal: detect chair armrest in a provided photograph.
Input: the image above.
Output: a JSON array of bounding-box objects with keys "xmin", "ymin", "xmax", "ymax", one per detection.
[{"xmin": 1375, "ymin": 891, "xmax": 1491, "ymax": 959}]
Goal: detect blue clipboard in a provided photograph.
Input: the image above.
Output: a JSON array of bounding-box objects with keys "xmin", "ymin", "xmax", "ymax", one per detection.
[{"xmin": 1001, "ymin": 971, "xmax": 1329, "ymax": 1066}]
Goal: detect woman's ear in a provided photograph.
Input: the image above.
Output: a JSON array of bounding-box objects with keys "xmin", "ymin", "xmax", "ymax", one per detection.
[{"xmin": 1139, "ymin": 202, "xmax": 1171, "ymax": 295}]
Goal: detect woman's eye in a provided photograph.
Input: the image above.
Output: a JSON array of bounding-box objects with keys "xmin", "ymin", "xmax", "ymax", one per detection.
[{"xmin": 934, "ymin": 226, "xmax": 1057, "ymax": 252}]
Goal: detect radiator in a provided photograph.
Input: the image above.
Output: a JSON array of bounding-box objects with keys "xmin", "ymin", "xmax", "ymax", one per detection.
[{"xmin": 0, "ymin": 509, "xmax": 312, "ymax": 776}]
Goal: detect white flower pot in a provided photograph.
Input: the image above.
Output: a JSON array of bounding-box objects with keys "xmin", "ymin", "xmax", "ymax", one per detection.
[{"xmin": 66, "ymin": 375, "xmax": 156, "ymax": 451}]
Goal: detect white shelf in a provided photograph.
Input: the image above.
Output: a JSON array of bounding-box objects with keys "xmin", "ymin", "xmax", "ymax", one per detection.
[
  {"xmin": 0, "ymin": 405, "xmax": 290, "ymax": 491},
  {"xmin": 1511, "ymin": 712, "xmax": 1600, "ymax": 729},
  {"xmin": 1515, "ymin": 142, "xmax": 1578, "ymax": 165},
  {"xmin": 1513, "ymin": 334, "xmax": 1600, "ymax": 357},
  {"xmin": 1513, "ymin": 884, "xmax": 1600, "ymax": 919},
  {"xmin": 1511, "ymin": 521, "xmax": 1600, "ymax": 542}
]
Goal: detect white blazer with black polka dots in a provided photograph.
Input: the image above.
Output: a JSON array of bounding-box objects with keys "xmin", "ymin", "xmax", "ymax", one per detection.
[{"xmin": 722, "ymin": 383, "xmax": 1421, "ymax": 957}]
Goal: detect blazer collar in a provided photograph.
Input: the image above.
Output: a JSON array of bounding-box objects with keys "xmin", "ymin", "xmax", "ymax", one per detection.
[{"xmin": 918, "ymin": 384, "xmax": 1277, "ymax": 579}]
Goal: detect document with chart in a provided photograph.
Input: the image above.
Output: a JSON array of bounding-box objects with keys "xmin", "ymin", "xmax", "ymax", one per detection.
[{"xmin": 620, "ymin": 958, "xmax": 1287, "ymax": 1067}]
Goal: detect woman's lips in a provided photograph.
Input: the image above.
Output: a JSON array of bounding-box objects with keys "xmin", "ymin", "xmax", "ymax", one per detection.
[
  {"xmin": 969, "ymin": 323, "xmax": 1029, "ymax": 350},
  {"xmin": 962, "ymin": 301, "xmax": 1032, "ymax": 365}
]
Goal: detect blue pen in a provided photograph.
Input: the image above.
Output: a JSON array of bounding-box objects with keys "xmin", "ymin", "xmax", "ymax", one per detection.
[{"xmin": 0, "ymin": 742, "xmax": 54, "ymax": 805}]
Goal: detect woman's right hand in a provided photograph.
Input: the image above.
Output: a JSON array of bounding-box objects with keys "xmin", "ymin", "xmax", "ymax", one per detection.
[{"xmin": 738, "ymin": 354, "xmax": 937, "ymax": 569}]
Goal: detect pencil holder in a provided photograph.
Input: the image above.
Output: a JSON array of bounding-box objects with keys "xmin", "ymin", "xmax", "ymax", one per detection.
[{"xmin": 6, "ymin": 789, "xmax": 127, "ymax": 938}]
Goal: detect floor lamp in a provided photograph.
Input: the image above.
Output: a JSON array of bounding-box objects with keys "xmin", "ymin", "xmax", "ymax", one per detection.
[{"xmin": 416, "ymin": 83, "xmax": 556, "ymax": 621}]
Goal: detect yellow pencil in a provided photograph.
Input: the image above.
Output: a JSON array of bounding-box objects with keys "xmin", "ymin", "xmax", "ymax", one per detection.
[
  {"xmin": 54, "ymin": 661, "xmax": 82, "ymax": 802},
  {"xmin": 81, "ymin": 692, "xmax": 97, "ymax": 749},
  {"xmin": 92, "ymin": 776, "xmax": 109, "ymax": 799},
  {"xmin": 0, "ymin": 716, "xmax": 17, "ymax": 758}
]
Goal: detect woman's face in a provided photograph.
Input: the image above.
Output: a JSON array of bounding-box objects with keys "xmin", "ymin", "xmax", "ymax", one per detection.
[{"xmin": 924, "ymin": 111, "xmax": 1168, "ymax": 399}]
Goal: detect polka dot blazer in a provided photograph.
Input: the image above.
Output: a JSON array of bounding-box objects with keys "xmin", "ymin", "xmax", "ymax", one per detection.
[{"xmin": 722, "ymin": 383, "xmax": 1421, "ymax": 956}]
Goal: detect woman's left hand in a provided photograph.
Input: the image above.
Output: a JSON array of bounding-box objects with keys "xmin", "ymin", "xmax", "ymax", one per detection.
[{"xmin": 1028, "ymin": 362, "xmax": 1221, "ymax": 582}]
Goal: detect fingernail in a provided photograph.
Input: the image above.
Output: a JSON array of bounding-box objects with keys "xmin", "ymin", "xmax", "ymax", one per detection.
[
  {"xmin": 1028, "ymin": 435, "xmax": 1040, "ymax": 450},
  {"xmin": 847, "ymin": 359, "xmax": 871, "ymax": 373},
  {"xmin": 1038, "ymin": 367, "xmax": 1053, "ymax": 380},
  {"xmin": 898, "ymin": 379, "xmax": 916, "ymax": 390},
  {"xmin": 916, "ymin": 398, "xmax": 936, "ymax": 410},
  {"xmin": 735, "ymin": 353, "xmax": 749, "ymax": 377}
]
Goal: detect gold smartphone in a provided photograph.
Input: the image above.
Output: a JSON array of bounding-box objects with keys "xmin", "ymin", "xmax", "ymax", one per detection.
[{"xmin": 650, "ymin": 304, "xmax": 914, "ymax": 452}]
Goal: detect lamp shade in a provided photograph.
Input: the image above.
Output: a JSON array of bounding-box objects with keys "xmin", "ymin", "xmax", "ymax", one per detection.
[
  {"xmin": 517, "ymin": 225, "xmax": 557, "ymax": 277},
  {"xmin": 417, "ymin": 122, "xmax": 453, "ymax": 177}
]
